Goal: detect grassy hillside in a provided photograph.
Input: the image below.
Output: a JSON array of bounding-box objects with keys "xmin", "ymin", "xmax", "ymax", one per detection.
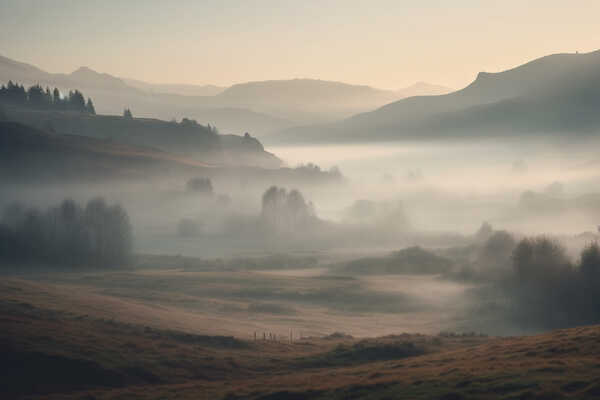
[
  {"xmin": 0, "ymin": 121, "xmax": 217, "ymax": 182},
  {"xmin": 1, "ymin": 274, "xmax": 599, "ymax": 400},
  {"xmin": 0, "ymin": 121, "xmax": 345, "ymax": 185},
  {"xmin": 0, "ymin": 104, "xmax": 281, "ymax": 168}
]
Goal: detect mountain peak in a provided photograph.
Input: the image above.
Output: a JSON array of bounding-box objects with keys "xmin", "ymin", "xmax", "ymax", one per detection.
[
  {"xmin": 72, "ymin": 66, "xmax": 95, "ymax": 74},
  {"xmin": 69, "ymin": 66, "xmax": 127, "ymax": 89}
]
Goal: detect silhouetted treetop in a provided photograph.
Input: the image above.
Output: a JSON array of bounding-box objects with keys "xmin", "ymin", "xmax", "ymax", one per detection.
[{"xmin": 0, "ymin": 81, "xmax": 96, "ymax": 114}]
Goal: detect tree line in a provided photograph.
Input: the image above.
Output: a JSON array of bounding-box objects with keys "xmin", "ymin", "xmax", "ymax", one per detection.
[
  {"xmin": 0, "ymin": 81, "xmax": 96, "ymax": 114},
  {"xmin": 0, "ymin": 198, "xmax": 132, "ymax": 268}
]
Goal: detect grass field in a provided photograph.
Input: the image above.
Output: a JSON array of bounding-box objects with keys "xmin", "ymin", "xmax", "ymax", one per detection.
[{"xmin": 2, "ymin": 263, "xmax": 600, "ymax": 400}]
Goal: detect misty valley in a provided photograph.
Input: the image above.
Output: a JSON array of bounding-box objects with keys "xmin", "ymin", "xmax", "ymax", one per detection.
[{"xmin": 2, "ymin": 28, "xmax": 600, "ymax": 400}]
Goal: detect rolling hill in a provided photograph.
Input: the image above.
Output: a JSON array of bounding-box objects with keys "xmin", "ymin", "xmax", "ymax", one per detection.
[
  {"xmin": 0, "ymin": 54, "xmax": 450, "ymax": 135},
  {"xmin": 0, "ymin": 55, "xmax": 291, "ymax": 136},
  {"xmin": 0, "ymin": 120, "xmax": 219, "ymax": 182},
  {"xmin": 272, "ymin": 50, "xmax": 600, "ymax": 143},
  {"xmin": 0, "ymin": 120, "xmax": 345, "ymax": 185},
  {"xmin": 210, "ymin": 79, "xmax": 443, "ymax": 123},
  {"xmin": 0, "ymin": 103, "xmax": 281, "ymax": 169},
  {"xmin": 122, "ymin": 77, "xmax": 226, "ymax": 97},
  {"xmin": 1, "ymin": 274, "xmax": 600, "ymax": 400}
]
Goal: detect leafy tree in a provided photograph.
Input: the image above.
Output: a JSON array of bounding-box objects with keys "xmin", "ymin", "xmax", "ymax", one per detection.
[
  {"xmin": 0, "ymin": 198, "xmax": 133, "ymax": 268},
  {"xmin": 512, "ymin": 237, "xmax": 571, "ymax": 282},
  {"xmin": 580, "ymin": 242, "xmax": 600, "ymax": 282},
  {"xmin": 261, "ymin": 186, "xmax": 316, "ymax": 232}
]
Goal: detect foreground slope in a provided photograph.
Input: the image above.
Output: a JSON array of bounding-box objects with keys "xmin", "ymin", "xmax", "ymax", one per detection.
[{"xmin": 1, "ymin": 275, "xmax": 599, "ymax": 400}]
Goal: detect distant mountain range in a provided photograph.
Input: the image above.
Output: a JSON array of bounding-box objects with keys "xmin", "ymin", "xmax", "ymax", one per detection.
[
  {"xmin": 122, "ymin": 78, "xmax": 226, "ymax": 97},
  {"xmin": 272, "ymin": 50, "xmax": 600, "ymax": 143},
  {"xmin": 0, "ymin": 54, "xmax": 451, "ymax": 136}
]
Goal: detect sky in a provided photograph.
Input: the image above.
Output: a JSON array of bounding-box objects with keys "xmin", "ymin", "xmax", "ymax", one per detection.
[{"xmin": 1, "ymin": 0, "xmax": 598, "ymax": 90}]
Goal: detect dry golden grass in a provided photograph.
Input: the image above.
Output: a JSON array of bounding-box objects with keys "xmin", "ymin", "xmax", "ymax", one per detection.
[{"xmin": 2, "ymin": 274, "xmax": 600, "ymax": 400}]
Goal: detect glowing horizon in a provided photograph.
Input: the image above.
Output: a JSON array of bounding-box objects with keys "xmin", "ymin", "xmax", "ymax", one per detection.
[{"xmin": 1, "ymin": 0, "xmax": 598, "ymax": 90}]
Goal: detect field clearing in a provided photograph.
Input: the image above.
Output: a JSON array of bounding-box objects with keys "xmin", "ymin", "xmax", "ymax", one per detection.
[
  {"xmin": 2, "ymin": 273, "xmax": 600, "ymax": 400},
  {"xmin": 1, "ymin": 267, "xmax": 471, "ymax": 339}
]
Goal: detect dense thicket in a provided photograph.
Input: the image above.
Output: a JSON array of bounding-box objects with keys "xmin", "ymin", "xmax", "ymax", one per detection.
[
  {"xmin": 507, "ymin": 237, "xmax": 600, "ymax": 329},
  {"xmin": 260, "ymin": 186, "xmax": 316, "ymax": 232},
  {"xmin": 0, "ymin": 198, "xmax": 132, "ymax": 268},
  {"xmin": 0, "ymin": 81, "xmax": 95, "ymax": 114}
]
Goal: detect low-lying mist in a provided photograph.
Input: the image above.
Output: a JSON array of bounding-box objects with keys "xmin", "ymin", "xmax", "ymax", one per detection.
[{"xmin": 1, "ymin": 135, "xmax": 600, "ymax": 337}]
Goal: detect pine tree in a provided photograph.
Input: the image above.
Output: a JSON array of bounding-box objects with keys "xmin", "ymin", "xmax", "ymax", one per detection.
[
  {"xmin": 52, "ymin": 87, "xmax": 61, "ymax": 107},
  {"xmin": 68, "ymin": 90, "xmax": 86, "ymax": 111},
  {"xmin": 27, "ymin": 84, "xmax": 45, "ymax": 108},
  {"xmin": 86, "ymin": 98, "xmax": 96, "ymax": 114}
]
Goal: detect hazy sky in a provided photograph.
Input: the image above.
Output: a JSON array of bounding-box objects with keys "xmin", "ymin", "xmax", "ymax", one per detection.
[{"xmin": 1, "ymin": 0, "xmax": 598, "ymax": 90}]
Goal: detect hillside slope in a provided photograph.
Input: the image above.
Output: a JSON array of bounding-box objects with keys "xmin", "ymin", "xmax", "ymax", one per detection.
[
  {"xmin": 0, "ymin": 55, "xmax": 450, "ymax": 132},
  {"xmin": 0, "ymin": 121, "xmax": 216, "ymax": 182},
  {"xmin": 1, "ymin": 276, "xmax": 599, "ymax": 400},
  {"xmin": 0, "ymin": 104, "xmax": 281, "ymax": 168},
  {"xmin": 273, "ymin": 50, "xmax": 600, "ymax": 143}
]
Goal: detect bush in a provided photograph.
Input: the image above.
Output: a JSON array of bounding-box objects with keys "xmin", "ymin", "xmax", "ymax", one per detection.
[
  {"xmin": 504, "ymin": 237, "xmax": 600, "ymax": 329},
  {"xmin": 186, "ymin": 177, "xmax": 213, "ymax": 196}
]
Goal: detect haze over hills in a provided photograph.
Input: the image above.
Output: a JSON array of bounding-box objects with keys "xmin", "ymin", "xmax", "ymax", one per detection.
[
  {"xmin": 209, "ymin": 79, "xmax": 451, "ymax": 123},
  {"xmin": 394, "ymin": 81, "xmax": 452, "ymax": 98},
  {"xmin": 122, "ymin": 78, "xmax": 226, "ymax": 97},
  {"xmin": 0, "ymin": 54, "xmax": 450, "ymax": 136},
  {"xmin": 0, "ymin": 121, "xmax": 216, "ymax": 182},
  {"xmin": 0, "ymin": 120, "xmax": 346, "ymax": 187},
  {"xmin": 0, "ymin": 103, "xmax": 281, "ymax": 169},
  {"xmin": 0, "ymin": 55, "xmax": 291, "ymax": 136},
  {"xmin": 272, "ymin": 50, "xmax": 600, "ymax": 143}
]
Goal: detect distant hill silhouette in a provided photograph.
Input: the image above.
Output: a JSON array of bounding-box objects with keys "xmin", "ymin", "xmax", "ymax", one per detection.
[
  {"xmin": 0, "ymin": 55, "xmax": 291, "ymax": 136},
  {"xmin": 272, "ymin": 50, "xmax": 600, "ymax": 143},
  {"xmin": 122, "ymin": 78, "xmax": 226, "ymax": 97},
  {"xmin": 212, "ymin": 79, "xmax": 451, "ymax": 123},
  {"xmin": 0, "ymin": 54, "xmax": 449, "ymax": 134},
  {"xmin": 394, "ymin": 82, "xmax": 452, "ymax": 98}
]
